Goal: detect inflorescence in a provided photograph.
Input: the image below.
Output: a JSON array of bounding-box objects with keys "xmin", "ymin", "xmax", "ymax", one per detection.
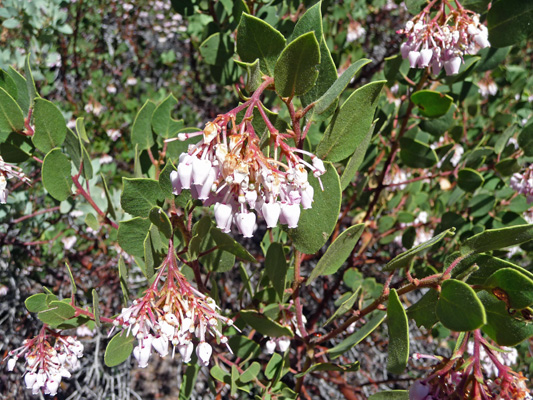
[
  {"xmin": 398, "ymin": 0, "xmax": 490, "ymax": 76},
  {"xmin": 170, "ymin": 114, "xmax": 325, "ymax": 237}
]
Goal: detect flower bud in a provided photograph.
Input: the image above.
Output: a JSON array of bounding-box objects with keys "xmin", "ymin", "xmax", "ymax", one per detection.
[
  {"xmin": 418, "ymin": 48, "xmax": 433, "ymax": 68},
  {"xmin": 152, "ymin": 336, "xmax": 169, "ymax": 357},
  {"xmin": 265, "ymin": 339, "xmax": 276, "ymax": 354},
  {"xmin": 235, "ymin": 212, "xmax": 256, "ymax": 238},
  {"xmin": 277, "ymin": 337, "xmax": 291, "ymax": 352},
  {"xmin": 214, "ymin": 203, "xmax": 233, "ymax": 232},
  {"xmin": 179, "ymin": 341, "xmax": 194, "ymax": 363},
  {"xmin": 25, "ymin": 372, "xmax": 37, "ymax": 389},
  {"xmin": 408, "ymin": 51, "xmax": 420, "ymax": 68},
  {"xmin": 444, "ymin": 56, "xmax": 462, "ymax": 76},
  {"xmin": 409, "ymin": 380, "xmax": 431, "ymax": 400},
  {"xmin": 281, "ymin": 203, "xmax": 301, "ymax": 229},
  {"xmin": 245, "ymin": 189, "xmax": 258, "ymax": 209},
  {"xmin": 7, "ymin": 357, "xmax": 17, "ymax": 371}
]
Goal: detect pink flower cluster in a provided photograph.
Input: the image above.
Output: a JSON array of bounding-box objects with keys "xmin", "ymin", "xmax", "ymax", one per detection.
[
  {"xmin": 510, "ymin": 166, "xmax": 533, "ymax": 204},
  {"xmin": 110, "ymin": 251, "xmax": 234, "ymax": 369},
  {"xmin": 399, "ymin": 9, "xmax": 489, "ymax": 75},
  {"xmin": 0, "ymin": 155, "xmax": 31, "ymax": 204},
  {"xmin": 6, "ymin": 331, "xmax": 83, "ymax": 396},
  {"xmin": 170, "ymin": 116, "xmax": 325, "ymax": 237}
]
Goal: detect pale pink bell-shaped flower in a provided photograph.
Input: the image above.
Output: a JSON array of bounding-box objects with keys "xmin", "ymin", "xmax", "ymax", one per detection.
[
  {"xmin": 301, "ymin": 185, "xmax": 314, "ymax": 209},
  {"xmin": 408, "ymin": 51, "xmax": 420, "ymax": 68},
  {"xmin": 197, "ymin": 167, "xmax": 217, "ymax": 200},
  {"xmin": 179, "ymin": 341, "xmax": 194, "ymax": 363},
  {"xmin": 262, "ymin": 202, "xmax": 281, "ymax": 228},
  {"xmin": 177, "ymin": 159, "xmax": 193, "ymax": 189},
  {"xmin": 152, "ymin": 336, "xmax": 169, "ymax": 357},
  {"xmin": 25, "ymin": 372, "xmax": 37, "ymax": 389},
  {"xmin": 265, "ymin": 339, "xmax": 276, "ymax": 354},
  {"xmin": 235, "ymin": 212, "xmax": 256, "ymax": 238},
  {"xmin": 44, "ymin": 375, "xmax": 60, "ymax": 396},
  {"xmin": 277, "ymin": 338, "xmax": 291, "ymax": 352},
  {"xmin": 196, "ymin": 341, "xmax": 212, "ymax": 367},
  {"xmin": 245, "ymin": 190, "xmax": 258, "ymax": 209},
  {"xmin": 418, "ymin": 48, "xmax": 433, "ymax": 67},
  {"xmin": 444, "ymin": 56, "xmax": 462, "ymax": 75},
  {"xmin": 7, "ymin": 357, "xmax": 16, "ymax": 371},
  {"xmin": 281, "ymin": 203, "xmax": 301, "ymax": 228},
  {"xmin": 401, "ymin": 42, "xmax": 411, "ymax": 59},
  {"xmin": 133, "ymin": 338, "xmax": 152, "ymax": 368},
  {"xmin": 214, "ymin": 203, "xmax": 233, "ymax": 232},
  {"xmin": 192, "ymin": 158, "xmax": 212, "ymax": 185}
]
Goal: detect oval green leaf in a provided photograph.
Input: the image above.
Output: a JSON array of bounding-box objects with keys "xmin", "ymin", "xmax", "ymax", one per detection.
[
  {"xmin": 486, "ymin": 268, "xmax": 533, "ymax": 310},
  {"xmin": 32, "ymin": 98, "xmax": 67, "ymax": 153},
  {"xmin": 399, "ymin": 137, "xmax": 439, "ymax": 168},
  {"xmin": 436, "ymin": 279, "xmax": 486, "ymax": 332},
  {"xmin": 411, "ymin": 90, "xmax": 453, "ymax": 118},
  {"xmin": 487, "ymin": 0, "xmax": 533, "ymax": 48},
  {"xmin": 265, "ymin": 243, "xmax": 288, "ymax": 300},
  {"xmin": 42, "ymin": 148, "xmax": 72, "ymax": 201},
  {"xmin": 104, "ymin": 332, "xmax": 135, "ymax": 367},
  {"xmin": 0, "ymin": 87, "xmax": 24, "ymax": 137},
  {"xmin": 460, "ymin": 223, "xmax": 533, "ymax": 255},
  {"xmin": 386, "ymin": 289, "xmax": 409, "ymax": 374},
  {"xmin": 240, "ymin": 310, "xmax": 293, "ymax": 338},
  {"xmin": 457, "ymin": 168, "xmax": 484, "ymax": 192}
]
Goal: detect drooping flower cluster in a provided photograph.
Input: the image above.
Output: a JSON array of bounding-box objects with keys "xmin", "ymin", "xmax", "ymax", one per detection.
[
  {"xmin": 510, "ymin": 165, "xmax": 533, "ymax": 204},
  {"xmin": 0, "ymin": 155, "xmax": 31, "ymax": 203},
  {"xmin": 5, "ymin": 330, "xmax": 83, "ymax": 396},
  {"xmin": 264, "ymin": 303, "xmax": 305, "ymax": 354},
  {"xmin": 409, "ymin": 333, "xmax": 531, "ymax": 400},
  {"xmin": 399, "ymin": 3, "xmax": 490, "ymax": 76},
  {"xmin": 170, "ymin": 114, "xmax": 326, "ymax": 237},
  {"xmin": 110, "ymin": 247, "xmax": 234, "ymax": 368}
]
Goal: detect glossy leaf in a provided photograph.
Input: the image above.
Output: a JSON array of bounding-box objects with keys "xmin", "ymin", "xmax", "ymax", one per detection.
[
  {"xmin": 288, "ymin": 162, "xmax": 341, "ymax": 254},
  {"xmin": 406, "ymin": 289, "xmax": 439, "ymax": 329},
  {"xmin": 478, "ymin": 291, "xmax": 533, "ymax": 346},
  {"xmin": 180, "ymin": 363, "xmax": 201, "ymax": 400},
  {"xmin": 460, "ymin": 224, "xmax": 533, "ymax": 255},
  {"xmin": 325, "ymin": 287, "xmax": 361, "ymax": 326},
  {"xmin": 328, "ymin": 311, "xmax": 386, "ymax": 359},
  {"xmin": 0, "ymin": 87, "xmax": 24, "ymax": 137},
  {"xmin": 411, "ymin": 90, "xmax": 453, "ymax": 118},
  {"xmin": 121, "ymin": 178, "xmax": 164, "ymax": 218},
  {"xmin": 487, "ymin": 0, "xmax": 533, "ymax": 48},
  {"xmin": 25, "ymin": 293, "xmax": 49, "ymax": 313},
  {"xmin": 274, "ymin": 32, "xmax": 320, "ymax": 98},
  {"xmin": 38, "ymin": 301, "xmax": 76, "ymax": 326},
  {"xmin": 238, "ymin": 362, "xmax": 261, "ymax": 383},
  {"xmin": 32, "ymin": 98, "xmax": 67, "ymax": 153},
  {"xmin": 457, "ymin": 168, "xmax": 484, "ymax": 192},
  {"xmin": 265, "ymin": 243, "xmax": 288, "ymax": 300},
  {"xmin": 42, "ymin": 149, "xmax": 72, "ymax": 201},
  {"xmin": 314, "ymin": 59, "xmax": 371, "ymax": 115},
  {"xmin": 210, "ymin": 227, "xmax": 256, "ymax": 262},
  {"xmin": 385, "ymin": 228, "xmax": 455, "ymax": 271},
  {"xmin": 518, "ymin": 121, "xmax": 533, "ymax": 157},
  {"xmin": 316, "ymin": 80, "xmax": 385, "ymax": 162},
  {"xmin": 453, "ymin": 254, "xmax": 533, "ymax": 286},
  {"xmin": 131, "ymin": 100, "xmax": 156, "ymax": 150},
  {"xmin": 386, "ymin": 289, "xmax": 409, "ymax": 374},
  {"xmin": 236, "ymin": 14, "xmax": 286, "ymax": 76},
  {"xmin": 118, "ymin": 217, "xmax": 152, "ymax": 259},
  {"xmin": 399, "ymin": 137, "xmax": 438, "ymax": 168},
  {"xmin": 436, "ymin": 279, "xmax": 486, "ymax": 331},
  {"xmin": 104, "ymin": 332, "xmax": 135, "ymax": 367},
  {"xmin": 240, "ymin": 310, "xmax": 294, "ymax": 337},
  {"xmin": 307, "ymin": 224, "xmax": 365, "ymax": 284},
  {"xmin": 486, "ymin": 268, "xmax": 533, "ymax": 310}
]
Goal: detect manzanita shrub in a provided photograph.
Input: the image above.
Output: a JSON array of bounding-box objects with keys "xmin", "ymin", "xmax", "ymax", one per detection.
[{"xmin": 1, "ymin": 0, "xmax": 533, "ymax": 399}]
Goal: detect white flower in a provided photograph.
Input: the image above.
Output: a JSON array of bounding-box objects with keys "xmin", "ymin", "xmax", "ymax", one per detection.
[
  {"xmin": 0, "ymin": 175, "xmax": 7, "ymax": 203},
  {"xmin": 265, "ymin": 339, "xmax": 276, "ymax": 354},
  {"xmin": 235, "ymin": 212, "xmax": 256, "ymax": 238},
  {"xmin": 262, "ymin": 202, "xmax": 281, "ymax": 228},
  {"xmin": 196, "ymin": 342, "xmax": 212, "ymax": 367},
  {"xmin": 7, "ymin": 357, "xmax": 17, "ymax": 371},
  {"xmin": 214, "ymin": 203, "xmax": 233, "ymax": 232},
  {"xmin": 106, "ymin": 129, "xmax": 122, "ymax": 142}
]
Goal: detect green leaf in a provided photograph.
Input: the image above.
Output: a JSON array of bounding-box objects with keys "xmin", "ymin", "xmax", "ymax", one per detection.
[
  {"xmin": 385, "ymin": 228, "xmax": 455, "ymax": 271},
  {"xmin": 240, "ymin": 310, "xmax": 294, "ymax": 337},
  {"xmin": 131, "ymin": 100, "xmax": 156, "ymax": 150},
  {"xmin": 238, "ymin": 362, "xmax": 261, "ymax": 383},
  {"xmin": 265, "ymin": 353, "xmax": 283, "ymax": 380},
  {"xmin": 42, "ymin": 149, "xmax": 72, "ymax": 201},
  {"xmin": 436, "ymin": 279, "xmax": 486, "ymax": 331},
  {"xmin": 228, "ymin": 335, "xmax": 261, "ymax": 359},
  {"xmin": 386, "ymin": 289, "xmax": 409, "ymax": 374},
  {"xmin": 495, "ymin": 158, "xmax": 520, "ymax": 176},
  {"xmin": 487, "ymin": 0, "xmax": 533, "ymax": 48},
  {"xmin": 118, "ymin": 256, "xmax": 129, "ymax": 305},
  {"xmin": 236, "ymin": 14, "xmax": 286, "ymax": 77},
  {"xmin": 460, "ymin": 224, "xmax": 533, "ymax": 255},
  {"xmin": 468, "ymin": 194, "xmax": 495, "ymax": 218},
  {"xmin": 274, "ymin": 32, "xmax": 320, "ymax": 98},
  {"xmin": 290, "ymin": 1, "xmax": 322, "ymax": 42},
  {"xmin": 340, "ymin": 122, "xmax": 375, "ymax": 190},
  {"xmin": 486, "ymin": 268, "xmax": 533, "ymax": 310},
  {"xmin": 24, "ymin": 55, "xmax": 38, "ymax": 108},
  {"xmin": 328, "ymin": 311, "xmax": 386, "ymax": 359},
  {"xmin": 419, "ymin": 105, "xmax": 455, "ymax": 137},
  {"xmin": 478, "ymin": 291, "xmax": 533, "ymax": 346},
  {"xmin": 151, "ymin": 95, "xmax": 184, "ymax": 139},
  {"xmin": 307, "ymin": 224, "xmax": 365, "ymax": 284},
  {"xmin": 210, "ymin": 227, "xmax": 256, "ymax": 262},
  {"xmin": 462, "ymin": 0, "xmax": 490, "ymax": 13},
  {"xmin": 121, "ymin": 178, "xmax": 164, "ymax": 218},
  {"xmin": 399, "ymin": 137, "xmax": 439, "ymax": 168},
  {"xmin": 149, "ymin": 206, "xmax": 173, "ymax": 239},
  {"xmin": 288, "ymin": 162, "xmax": 341, "ymax": 254},
  {"xmin": 265, "ymin": 243, "xmax": 288, "ymax": 300},
  {"xmin": 0, "ymin": 87, "xmax": 24, "ymax": 136},
  {"xmin": 179, "ymin": 363, "xmax": 201, "ymax": 400},
  {"xmin": 199, "ymin": 33, "xmax": 226, "ymax": 65},
  {"xmin": 314, "ymin": 59, "xmax": 371, "ymax": 115},
  {"xmin": 65, "ymin": 262, "xmax": 77, "ymax": 294},
  {"xmin": 92, "ymin": 289, "xmax": 101, "ymax": 327},
  {"xmin": 405, "ymin": 0, "xmax": 426, "ymax": 13},
  {"xmin": 316, "ymin": 80, "xmax": 384, "ymax": 162},
  {"xmin": 32, "ymin": 98, "xmax": 67, "ymax": 153},
  {"xmin": 25, "ymin": 293, "xmax": 49, "ymax": 313},
  {"xmin": 457, "ymin": 168, "xmax": 484, "ymax": 192},
  {"xmin": 368, "ymin": 391, "xmax": 409, "ymax": 400},
  {"xmin": 453, "ymin": 254, "xmax": 533, "ymax": 286},
  {"xmin": 158, "ymin": 161, "xmax": 177, "ymax": 198},
  {"xmin": 7, "ymin": 67, "xmax": 30, "ymax": 114},
  {"xmin": 407, "ymin": 289, "xmax": 439, "ymax": 329},
  {"xmin": 325, "ymin": 287, "xmax": 361, "ymax": 326},
  {"xmin": 85, "ymin": 213, "xmax": 99, "ymax": 231},
  {"xmin": 100, "ymin": 173, "xmax": 117, "ymax": 220},
  {"xmin": 235, "ymin": 59, "xmax": 262, "ymax": 92},
  {"xmin": 38, "ymin": 301, "xmax": 76, "ymax": 326},
  {"xmin": 118, "ymin": 217, "xmax": 152, "ymax": 259},
  {"xmin": 411, "ymin": 90, "xmax": 453, "ymax": 118},
  {"xmin": 75, "ymin": 117, "xmax": 89, "ymax": 143},
  {"xmin": 518, "ymin": 121, "xmax": 533, "ymax": 157},
  {"xmin": 104, "ymin": 332, "xmax": 135, "ymax": 367},
  {"xmin": 475, "ymin": 46, "xmax": 511, "ymax": 72},
  {"xmin": 0, "ymin": 69, "xmax": 18, "ymax": 99}
]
